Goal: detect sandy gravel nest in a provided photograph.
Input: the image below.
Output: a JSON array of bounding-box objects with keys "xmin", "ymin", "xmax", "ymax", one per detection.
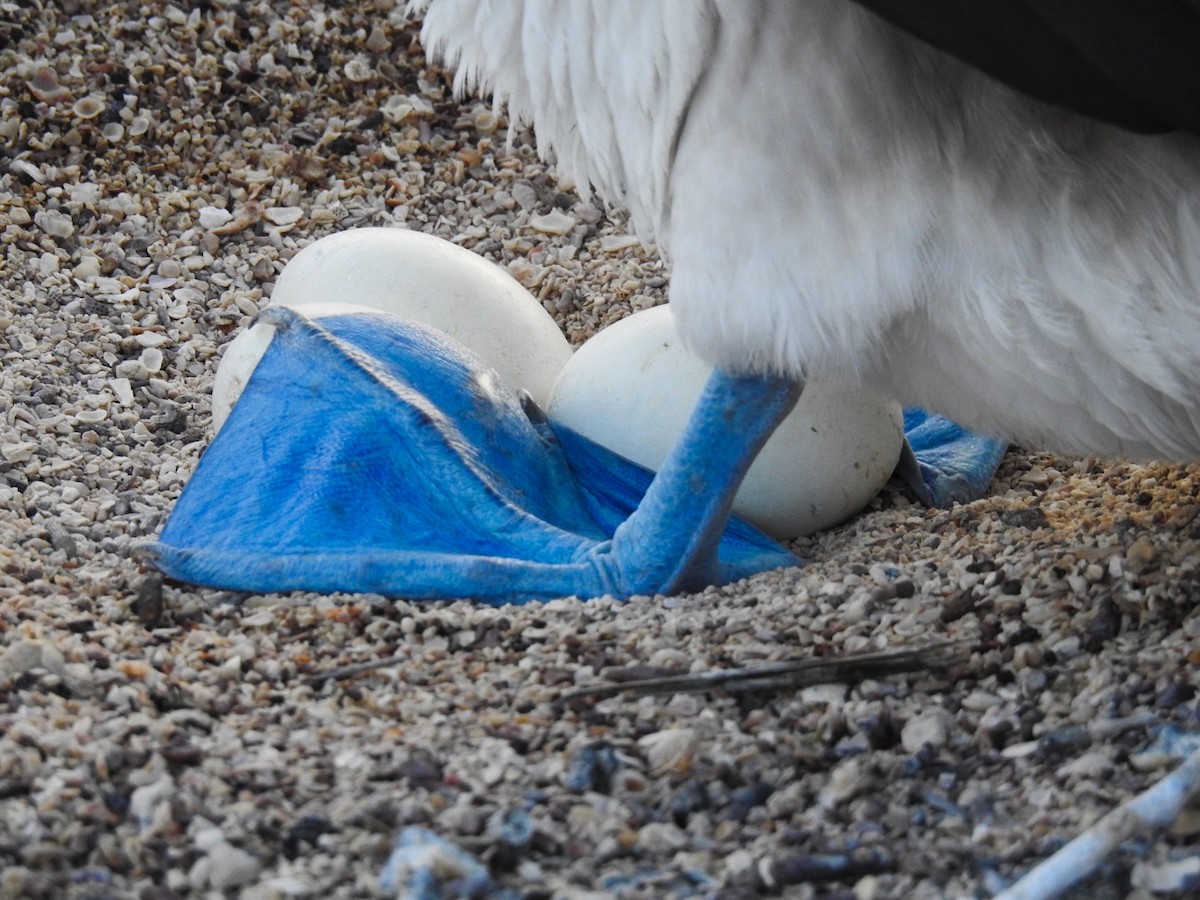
[{"xmin": 1, "ymin": 2, "xmax": 1198, "ymax": 898}]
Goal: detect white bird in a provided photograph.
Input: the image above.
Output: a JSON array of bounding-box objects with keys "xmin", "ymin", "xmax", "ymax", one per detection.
[{"xmin": 414, "ymin": 0, "xmax": 1200, "ymax": 460}]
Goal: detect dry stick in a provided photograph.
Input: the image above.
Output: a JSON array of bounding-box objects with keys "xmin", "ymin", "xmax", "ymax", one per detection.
[
  {"xmin": 306, "ymin": 654, "xmax": 409, "ymax": 687},
  {"xmin": 306, "ymin": 642, "xmax": 965, "ymax": 693},
  {"xmin": 560, "ymin": 640, "xmax": 969, "ymax": 700},
  {"xmin": 994, "ymin": 747, "xmax": 1200, "ymax": 900}
]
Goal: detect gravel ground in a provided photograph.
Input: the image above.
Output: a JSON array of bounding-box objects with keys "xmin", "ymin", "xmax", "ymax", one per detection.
[{"xmin": 2, "ymin": 2, "xmax": 1199, "ymax": 898}]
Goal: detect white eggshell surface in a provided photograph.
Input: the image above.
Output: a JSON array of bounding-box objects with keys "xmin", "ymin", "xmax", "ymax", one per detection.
[
  {"xmin": 212, "ymin": 228, "xmax": 571, "ymax": 431},
  {"xmin": 546, "ymin": 305, "xmax": 904, "ymax": 539}
]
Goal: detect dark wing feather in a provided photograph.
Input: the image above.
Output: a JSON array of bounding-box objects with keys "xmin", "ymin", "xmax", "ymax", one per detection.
[{"xmin": 852, "ymin": 0, "xmax": 1200, "ymax": 134}]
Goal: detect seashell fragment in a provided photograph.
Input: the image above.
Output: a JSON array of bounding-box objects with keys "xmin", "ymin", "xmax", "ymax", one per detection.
[
  {"xmin": 638, "ymin": 728, "xmax": 698, "ymax": 777},
  {"xmin": 343, "ymin": 55, "xmax": 373, "ymax": 83},
  {"xmin": 473, "ymin": 110, "xmax": 499, "ymax": 134},
  {"xmin": 529, "ymin": 210, "xmax": 576, "ymax": 235},
  {"xmin": 365, "ymin": 25, "xmax": 391, "ymax": 53},
  {"xmin": 599, "ymin": 234, "xmax": 642, "ymax": 253},
  {"xmin": 72, "ymin": 94, "xmax": 107, "ymax": 119},
  {"xmin": 111, "ymin": 378, "xmax": 134, "ymax": 406},
  {"xmin": 9, "ymin": 159, "xmax": 45, "ymax": 184},
  {"xmin": 263, "ymin": 206, "xmax": 304, "ymax": 226},
  {"xmin": 198, "ymin": 206, "xmax": 234, "ymax": 230},
  {"xmin": 27, "ymin": 68, "xmax": 71, "ymax": 103},
  {"xmin": 381, "ymin": 93, "xmax": 433, "ymax": 124},
  {"xmin": 209, "ymin": 204, "xmax": 263, "ymax": 236},
  {"xmin": 140, "ymin": 347, "xmax": 164, "ymax": 374}
]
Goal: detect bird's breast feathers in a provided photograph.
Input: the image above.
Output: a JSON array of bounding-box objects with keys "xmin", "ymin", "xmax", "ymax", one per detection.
[{"xmin": 417, "ymin": 0, "xmax": 1200, "ymax": 459}]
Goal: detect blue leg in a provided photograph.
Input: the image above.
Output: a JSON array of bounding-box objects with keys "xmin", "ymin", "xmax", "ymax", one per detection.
[{"xmin": 589, "ymin": 372, "xmax": 802, "ymax": 595}]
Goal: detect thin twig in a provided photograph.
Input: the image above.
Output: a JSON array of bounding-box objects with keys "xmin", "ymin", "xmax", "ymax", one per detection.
[
  {"xmin": 994, "ymin": 748, "xmax": 1200, "ymax": 900},
  {"xmin": 306, "ymin": 654, "xmax": 408, "ymax": 687},
  {"xmin": 560, "ymin": 640, "xmax": 969, "ymax": 700}
]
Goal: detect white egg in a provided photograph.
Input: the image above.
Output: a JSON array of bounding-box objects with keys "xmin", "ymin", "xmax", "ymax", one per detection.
[
  {"xmin": 211, "ymin": 229, "xmax": 572, "ymax": 431},
  {"xmin": 546, "ymin": 305, "xmax": 905, "ymax": 539}
]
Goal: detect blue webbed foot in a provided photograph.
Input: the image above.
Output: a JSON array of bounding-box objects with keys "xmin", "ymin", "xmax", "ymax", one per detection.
[
  {"xmin": 147, "ymin": 309, "xmax": 800, "ymax": 604},
  {"xmin": 148, "ymin": 309, "xmax": 1005, "ymax": 603},
  {"xmin": 898, "ymin": 408, "xmax": 1008, "ymax": 507}
]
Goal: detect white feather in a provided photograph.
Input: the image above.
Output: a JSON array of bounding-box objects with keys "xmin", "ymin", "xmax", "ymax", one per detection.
[{"xmin": 414, "ymin": 0, "xmax": 1200, "ymax": 460}]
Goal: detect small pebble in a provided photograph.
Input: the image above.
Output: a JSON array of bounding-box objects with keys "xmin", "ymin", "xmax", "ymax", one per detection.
[
  {"xmin": 820, "ymin": 757, "xmax": 872, "ymax": 808},
  {"xmin": 1055, "ymin": 750, "xmax": 1114, "ymax": 779},
  {"xmin": 199, "ymin": 206, "xmax": 234, "ymax": 229},
  {"xmin": 638, "ymin": 728, "xmax": 697, "ymax": 777},
  {"xmin": 157, "ymin": 259, "xmax": 184, "ymax": 278},
  {"xmin": 529, "ymin": 210, "xmax": 576, "ymax": 235},
  {"xmin": 636, "ymin": 822, "xmax": 689, "ymax": 854},
  {"xmin": 901, "ymin": 709, "xmax": 952, "ymax": 754},
  {"xmin": 34, "ymin": 209, "xmax": 74, "ymax": 239},
  {"xmin": 2, "ymin": 640, "xmax": 66, "ymax": 677},
  {"xmin": 1124, "ymin": 536, "xmax": 1159, "ymax": 572},
  {"xmin": 1130, "ymin": 856, "xmax": 1200, "ymax": 893},
  {"xmin": 511, "ymin": 182, "xmax": 539, "ymax": 210},
  {"xmin": 206, "ymin": 843, "xmax": 262, "ymax": 891}
]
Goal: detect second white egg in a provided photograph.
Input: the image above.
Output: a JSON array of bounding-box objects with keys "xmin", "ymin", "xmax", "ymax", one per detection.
[{"xmin": 546, "ymin": 305, "xmax": 905, "ymax": 539}]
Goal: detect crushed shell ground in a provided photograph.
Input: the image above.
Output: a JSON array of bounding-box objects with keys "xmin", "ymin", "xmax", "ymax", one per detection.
[{"xmin": 0, "ymin": 2, "xmax": 1198, "ymax": 898}]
